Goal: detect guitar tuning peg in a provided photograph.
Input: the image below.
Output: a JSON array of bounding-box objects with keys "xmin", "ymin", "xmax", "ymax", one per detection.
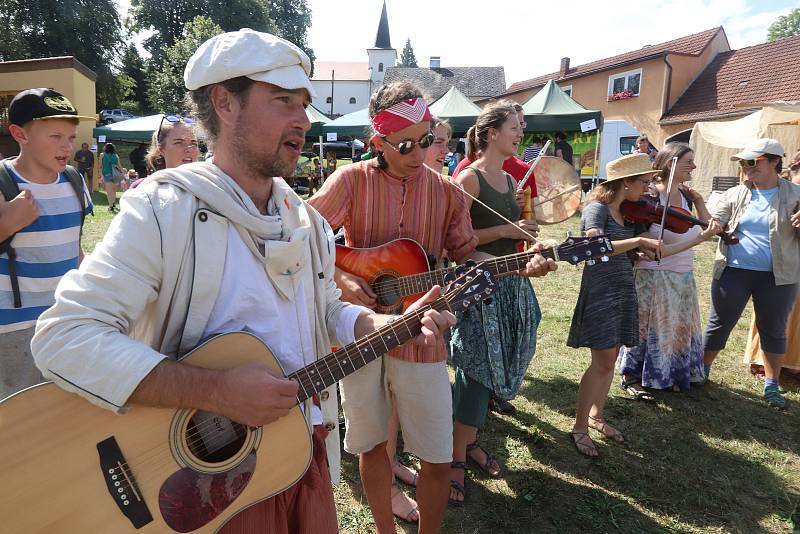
[
  {"xmin": 600, "ymin": 255, "xmax": 610, "ymax": 263},
  {"xmin": 443, "ymin": 273, "xmax": 456, "ymax": 284},
  {"xmin": 586, "ymin": 259, "xmax": 596, "ymax": 266},
  {"xmin": 465, "ymin": 259, "xmax": 476, "ymax": 268}
]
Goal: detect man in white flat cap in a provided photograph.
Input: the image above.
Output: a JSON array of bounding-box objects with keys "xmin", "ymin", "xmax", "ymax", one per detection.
[{"xmin": 31, "ymin": 29, "xmax": 455, "ymax": 532}]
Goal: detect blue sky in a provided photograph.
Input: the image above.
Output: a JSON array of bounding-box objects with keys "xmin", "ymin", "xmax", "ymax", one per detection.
[{"xmin": 119, "ymin": 0, "xmax": 798, "ymax": 84}]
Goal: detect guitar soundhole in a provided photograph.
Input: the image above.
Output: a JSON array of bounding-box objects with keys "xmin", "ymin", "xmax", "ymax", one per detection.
[
  {"xmin": 373, "ymin": 274, "xmax": 401, "ymax": 307},
  {"xmin": 185, "ymin": 411, "xmax": 247, "ymax": 463}
]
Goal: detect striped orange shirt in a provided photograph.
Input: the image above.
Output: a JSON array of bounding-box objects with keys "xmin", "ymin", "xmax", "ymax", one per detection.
[{"xmin": 308, "ymin": 160, "xmax": 478, "ymax": 363}]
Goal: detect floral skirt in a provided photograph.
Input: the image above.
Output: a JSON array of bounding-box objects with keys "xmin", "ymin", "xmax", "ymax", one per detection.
[
  {"xmin": 617, "ymin": 269, "xmax": 705, "ymax": 390},
  {"xmin": 448, "ymin": 275, "xmax": 541, "ymax": 400}
]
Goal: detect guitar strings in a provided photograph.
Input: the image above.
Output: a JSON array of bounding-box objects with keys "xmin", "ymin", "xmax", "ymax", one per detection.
[{"xmin": 103, "ymin": 286, "xmax": 470, "ymax": 484}]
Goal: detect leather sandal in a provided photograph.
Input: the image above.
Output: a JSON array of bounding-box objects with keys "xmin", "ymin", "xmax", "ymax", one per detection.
[
  {"xmin": 449, "ymin": 461, "xmax": 467, "ymax": 506},
  {"xmin": 588, "ymin": 416, "xmax": 625, "ymax": 443},
  {"xmin": 466, "ymin": 442, "xmax": 502, "ymax": 478},
  {"xmin": 390, "ymin": 482, "xmax": 418, "ymax": 523}
]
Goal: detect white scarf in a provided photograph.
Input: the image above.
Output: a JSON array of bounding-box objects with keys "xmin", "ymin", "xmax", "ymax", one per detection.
[{"xmin": 149, "ymin": 160, "xmax": 313, "ymax": 301}]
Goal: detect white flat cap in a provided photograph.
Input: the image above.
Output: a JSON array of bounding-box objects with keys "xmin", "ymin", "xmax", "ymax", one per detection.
[
  {"xmin": 184, "ymin": 29, "xmax": 316, "ymax": 97},
  {"xmin": 730, "ymin": 138, "xmax": 785, "ymax": 161}
]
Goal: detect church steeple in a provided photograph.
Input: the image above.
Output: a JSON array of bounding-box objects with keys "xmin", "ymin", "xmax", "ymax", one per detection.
[{"xmin": 374, "ymin": 1, "xmax": 392, "ymax": 49}]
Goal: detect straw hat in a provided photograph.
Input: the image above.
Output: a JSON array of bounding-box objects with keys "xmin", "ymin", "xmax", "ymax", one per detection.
[{"xmin": 605, "ymin": 153, "xmax": 660, "ymax": 182}]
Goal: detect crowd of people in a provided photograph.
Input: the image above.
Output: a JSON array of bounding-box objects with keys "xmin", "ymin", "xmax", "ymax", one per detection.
[{"xmin": 0, "ymin": 28, "xmax": 798, "ymax": 534}]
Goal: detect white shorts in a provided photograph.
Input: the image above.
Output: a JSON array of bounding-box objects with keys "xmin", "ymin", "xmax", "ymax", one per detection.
[{"xmin": 339, "ymin": 356, "xmax": 453, "ymax": 464}]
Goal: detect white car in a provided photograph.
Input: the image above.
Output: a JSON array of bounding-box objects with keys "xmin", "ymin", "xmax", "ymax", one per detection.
[{"xmin": 99, "ymin": 109, "xmax": 136, "ymax": 125}]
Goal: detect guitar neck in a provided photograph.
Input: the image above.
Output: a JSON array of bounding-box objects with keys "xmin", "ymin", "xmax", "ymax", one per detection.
[
  {"xmin": 287, "ymin": 299, "xmax": 450, "ymax": 402},
  {"xmin": 393, "ymin": 247, "xmax": 556, "ymax": 299}
]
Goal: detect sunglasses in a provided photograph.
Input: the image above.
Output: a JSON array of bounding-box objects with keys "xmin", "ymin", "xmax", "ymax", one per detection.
[
  {"xmin": 382, "ymin": 132, "xmax": 435, "ymax": 155},
  {"xmin": 156, "ymin": 114, "xmax": 195, "ymax": 140},
  {"xmin": 738, "ymin": 156, "xmax": 768, "ymax": 168}
]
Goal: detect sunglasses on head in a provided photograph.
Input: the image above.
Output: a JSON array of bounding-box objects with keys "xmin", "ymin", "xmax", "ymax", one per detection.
[
  {"xmin": 738, "ymin": 156, "xmax": 768, "ymax": 168},
  {"xmin": 157, "ymin": 114, "xmax": 195, "ymax": 139},
  {"xmin": 382, "ymin": 132, "xmax": 435, "ymax": 155}
]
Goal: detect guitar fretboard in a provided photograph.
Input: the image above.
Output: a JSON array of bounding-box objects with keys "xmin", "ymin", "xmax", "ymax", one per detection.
[
  {"xmin": 287, "ymin": 299, "xmax": 451, "ymax": 402},
  {"xmin": 384, "ymin": 248, "xmax": 557, "ymax": 298}
]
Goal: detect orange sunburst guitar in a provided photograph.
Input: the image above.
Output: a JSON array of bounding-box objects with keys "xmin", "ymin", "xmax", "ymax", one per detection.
[
  {"xmin": 336, "ymin": 235, "xmax": 613, "ymax": 314},
  {"xmin": 0, "ymin": 265, "xmax": 497, "ymax": 533}
]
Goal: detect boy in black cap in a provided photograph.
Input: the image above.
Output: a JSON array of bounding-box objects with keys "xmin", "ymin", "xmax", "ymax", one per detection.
[{"xmin": 0, "ymin": 88, "xmax": 93, "ymax": 399}]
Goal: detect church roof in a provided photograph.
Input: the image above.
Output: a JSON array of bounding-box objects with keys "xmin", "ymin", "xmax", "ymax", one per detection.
[{"xmin": 374, "ymin": 1, "xmax": 392, "ymax": 49}]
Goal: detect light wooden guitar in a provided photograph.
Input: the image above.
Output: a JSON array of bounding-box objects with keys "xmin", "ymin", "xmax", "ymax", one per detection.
[
  {"xmin": 336, "ymin": 234, "xmax": 613, "ymax": 313},
  {"xmin": 0, "ymin": 265, "xmax": 497, "ymax": 533}
]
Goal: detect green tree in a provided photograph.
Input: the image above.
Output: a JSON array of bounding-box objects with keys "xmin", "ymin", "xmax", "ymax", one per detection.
[
  {"xmin": 768, "ymin": 8, "xmax": 800, "ymax": 41},
  {"xmin": 0, "ymin": 0, "xmax": 125, "ymax": 109},
  {"xmin": 399, "ymin": 38, "xmax": 418, "ymax": 68},
  {"xmin": 147, "ymin": 16, "xmax": 224, "ymax": 113},
  {"xmin": 120, "ymin": 44, "xmax": 150, "ymax": 115},
  {"xmin": 268, "ymin": 0, "xmax": 315, "ymax": 67},
  {"xmin": 130, "ymin": 0, "xmax": 273, "ymax": 62}
]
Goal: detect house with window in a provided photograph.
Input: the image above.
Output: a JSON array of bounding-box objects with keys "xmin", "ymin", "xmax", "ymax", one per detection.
[
  {"xmin": 498, "ymin": 27, "xmax": 731, "ymax": 145},
  {"xmin": 0, "ymin": 56, "xmax": 97, "ymax": 157},
  {"xmin": 310, "ymin": 1, "xmax": 396, "ymax": 117}
]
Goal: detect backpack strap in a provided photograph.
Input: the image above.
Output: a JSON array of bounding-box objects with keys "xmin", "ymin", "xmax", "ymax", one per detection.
[
  {"xmin": 0, "ymin": 160, "xmax": 22, "ymax": 308},
  {"xmin": 63, "ymin": 165, "xmax": 92, "ymax": 231}
]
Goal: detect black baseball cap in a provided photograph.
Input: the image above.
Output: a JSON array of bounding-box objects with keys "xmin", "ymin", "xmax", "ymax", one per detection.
[{"xmin": 8, "ymin": 88, "xmax": 95, "ymax": 126}]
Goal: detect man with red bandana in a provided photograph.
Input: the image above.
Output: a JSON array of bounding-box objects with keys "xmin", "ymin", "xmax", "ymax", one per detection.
[{"xmin": 309, "ymin": 82, "xmax": 556, "ymax": 533}]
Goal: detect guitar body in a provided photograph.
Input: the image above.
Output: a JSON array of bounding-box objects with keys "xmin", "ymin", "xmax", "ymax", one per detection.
[
  {"xmin": 0, "ymin": 332, "xmax": 312, "ymax": 533},
  {"xmin": 335, "ymin": 238, "xmax": 430, "ymax": 314}
]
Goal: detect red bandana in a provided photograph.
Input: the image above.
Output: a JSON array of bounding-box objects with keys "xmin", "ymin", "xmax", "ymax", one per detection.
[{"xmin": 371, "ymin": 98, "xmax": 433, "ymax": 136}]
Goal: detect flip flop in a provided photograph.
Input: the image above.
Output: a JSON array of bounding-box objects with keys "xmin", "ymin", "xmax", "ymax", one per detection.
[
  {"xmin": 390, "ymin": 482, "xmax": 418, "ymax": 523},
  {"xmin": 393, "ymin": 457, "xmax": 418, "ymax": 488},
  {"xmin": 569, "ymin": 430, "xmax": 599, "ymax": 458},
  {"xmin": 589, "ymin": 416, "xmax": 625, "ymax": 443}
]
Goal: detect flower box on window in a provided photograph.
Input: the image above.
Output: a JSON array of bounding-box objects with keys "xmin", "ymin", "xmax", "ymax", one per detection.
[{"xmin": 607, "ymin": 89, "xmax": 636, "ymax": 102}]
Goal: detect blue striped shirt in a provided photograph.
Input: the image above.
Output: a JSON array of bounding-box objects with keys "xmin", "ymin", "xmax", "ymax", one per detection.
[{"xmin": 0, "ymin": 162, "xmax": 92, "ymax": 333}]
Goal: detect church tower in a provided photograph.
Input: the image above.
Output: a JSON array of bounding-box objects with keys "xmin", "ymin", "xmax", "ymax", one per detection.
[{"xmin": 367, "ymin": 1, "xmax": 397, "ymax": 87}]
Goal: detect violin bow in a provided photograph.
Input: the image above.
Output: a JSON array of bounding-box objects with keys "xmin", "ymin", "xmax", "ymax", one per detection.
[{"xmin": 656, "ymin": 156, "xmax": 679, "ymax": 263}]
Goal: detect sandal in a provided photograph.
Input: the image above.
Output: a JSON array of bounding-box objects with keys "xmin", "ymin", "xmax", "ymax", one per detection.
[
  {"xmin": 392, "ymin": 456, "xmax": 418, "ymax": 487},
  {"xmin": 390, "ymin": 482, "xmax": 418, "ymax": 523},
  {"xmin": 448, "ymin": 461, "xmax": 467, "ymax": 506},
  {"xmin": 588, "ymin": 416, "xmax": 625, "ymax": 443},
  {"xmin": 620, "ymin": 377, "xmax": 655, "ymax": 402},
  {"xmin": 466, "ymin": 442, "xmax": 502, "ymax": 478},
  {"xmin": 569, "ymin": 430, "xmax": 598, "ymax": 458}
]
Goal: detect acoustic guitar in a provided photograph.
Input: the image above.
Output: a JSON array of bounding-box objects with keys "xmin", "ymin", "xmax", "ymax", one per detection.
[
  {"xmin": 336, "ymin": 234, "xmax": 612, "ymax": 313},
  {"xmin": 0, "ymin": 265, "xmax": 497, "ymax": 533}
]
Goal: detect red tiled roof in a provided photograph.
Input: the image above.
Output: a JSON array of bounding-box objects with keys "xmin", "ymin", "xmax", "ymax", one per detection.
[
  {"xmin": 506, "ymin": 27, "xmax": 723, "ymax": 94},
  {"xmin": 311, "ymin": 61, "xmax": 370, "ymax": 81},
  {"xmin": 661, "ymin": 35, "xmax": 800, "ymax": 124}
]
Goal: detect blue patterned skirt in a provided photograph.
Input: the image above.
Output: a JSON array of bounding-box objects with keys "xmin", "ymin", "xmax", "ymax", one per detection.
[
  {"xmin": 617, "ymin": 269, "xmax": 705, "ymax": 390},
  {"xmin": 448, "ymin": 275, "xmax": 541, "ymax": 400}
]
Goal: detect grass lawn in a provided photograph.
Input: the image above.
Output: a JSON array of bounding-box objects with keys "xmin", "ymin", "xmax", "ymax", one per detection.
[{"xmin": 83, "ymin": 192, "xmax": 799, "ymax": 534}]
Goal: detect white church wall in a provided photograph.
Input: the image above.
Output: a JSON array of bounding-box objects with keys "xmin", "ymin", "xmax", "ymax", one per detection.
[{"xmin": 311, "ymin": 80, "xmax": 372, "ymax": 118}]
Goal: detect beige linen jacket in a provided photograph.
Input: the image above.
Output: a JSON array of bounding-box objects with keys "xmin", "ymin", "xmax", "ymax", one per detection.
[
  {"xmin": 709, "ymin": 179, "xmax": 800, "ymax": 286},
  {"xmin": 31, "ymin": 165, "xmax": 352, "ymax": 481}
]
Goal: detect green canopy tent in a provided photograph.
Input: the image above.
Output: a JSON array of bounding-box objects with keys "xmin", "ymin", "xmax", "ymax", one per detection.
[
  {"xmin": 92, "ymin": 114, "xmax": 164, "ymax": 143},
  {"xmin": 521, "ymin": 80, "xmax": 603, "ymax": 132},
  {"xmin": 322, "ymin": 107, "xmax": 371, "ymax": 138},
  {"xmin": 305, "ymin": 104, "xmax": 331, "ymax": 138},
  {"xmin": 429, "ymin": 86, "xmax": 481, "ymax": 136},
  {"xmin": 521, "ymin": 80, "xmax": 604, "ymax": 180},
  {"xmin": 429, "ymin": 88, "xmax": 476, "ymax": 177}
]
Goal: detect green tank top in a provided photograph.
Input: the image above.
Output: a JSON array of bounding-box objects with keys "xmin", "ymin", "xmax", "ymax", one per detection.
[
  {"xmin": 468, "ymin": 166, "xmax": 521, "ymax": 257},
  {"xmin": 101, "ymin": 152, "xmax": 118, "ymax": 176}
]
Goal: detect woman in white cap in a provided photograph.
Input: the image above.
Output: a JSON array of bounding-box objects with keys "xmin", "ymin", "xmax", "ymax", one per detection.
[
  {"xmin": 744, "ymin": 148, "xmax": 800, "ymax": 379},
  {"xmin": 703, "ymin": 138, "xmax": 800, "ymax": 409},
  {"xmin": 567, "ymin": 154, "xmax": 721, "ymax": 457}
]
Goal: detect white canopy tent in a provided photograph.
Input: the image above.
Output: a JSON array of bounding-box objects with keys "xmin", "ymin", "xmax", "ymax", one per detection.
[{"xmin": 689, "ymin": 103, "xmax": 800, "ymax": 197}]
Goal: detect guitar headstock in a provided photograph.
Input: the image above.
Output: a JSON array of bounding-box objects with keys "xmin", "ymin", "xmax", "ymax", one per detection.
[
  {"xmin": 444, "ymin": 263, "xmax": 498, "ymax": 311},
  {"xmin": 557, "ymin": 233, "xmax": 614, "ymax": 266}
]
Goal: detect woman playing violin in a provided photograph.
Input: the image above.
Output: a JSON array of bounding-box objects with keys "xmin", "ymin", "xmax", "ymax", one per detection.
[
  {"xmin": 618, "ymin": 143, "xmax": 720, "ymax": 399},
  {"xmin": 567, "ymin": 153, "xmax": 721, "ymax": 458}
]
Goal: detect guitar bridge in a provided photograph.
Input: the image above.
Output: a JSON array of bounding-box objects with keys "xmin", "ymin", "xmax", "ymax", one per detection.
[{"xmin": 97, "ymin": 436, "xmax": 153, "ymax": 529}]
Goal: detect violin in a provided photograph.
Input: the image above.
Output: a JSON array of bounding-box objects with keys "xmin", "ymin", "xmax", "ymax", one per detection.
[{"xmin": 621, "ymin": 195, "xmax": 739, "ymax": 245}]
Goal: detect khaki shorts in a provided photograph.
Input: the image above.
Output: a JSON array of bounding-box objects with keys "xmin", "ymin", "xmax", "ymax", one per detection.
[{"xmin": 339, "ymin": 355, "xmax": 453, "ymax": 464}]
